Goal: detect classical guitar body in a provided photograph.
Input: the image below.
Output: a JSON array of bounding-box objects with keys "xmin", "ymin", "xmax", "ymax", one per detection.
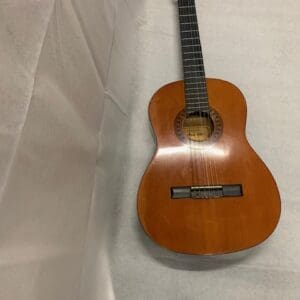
[
  {"xmin": 137, "ymin": 79, "xmax": 281, "ymax": 255},
  {"xmin": 137, "ymin": 0, "xmax": 280, "ymax": 255}
]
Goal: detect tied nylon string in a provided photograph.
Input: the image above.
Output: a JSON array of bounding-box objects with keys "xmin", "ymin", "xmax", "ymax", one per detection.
[
  {"xmin": 186, "ymin": 0, "xmax": 208, "ymax": 188},
  {"xmin": 187, "ymin": 0, "xmax": 210, "ymax": 190},
  {"xmin": 191, "ymin": 2, "xmax": 218, "ymax": 196},
  {"xmin": 179, "ymin": 0, "xmax": 196, "ymax": 187},
  {"xmin": 190, "ymin": 1, "xmax": 219, "ymax": 195},
  {"xmin": 191, "ymin": 1, "xmax": 219, "ymax": 195},
  {"xmin": 179, "ymin": 0, "xmax": 220, "ymax": 195},
  {"xmin": 190, "ymin": 0, "xmax": 211, "ymax": 193},
  {"xmin": 179, "ymin": 0, "xmax": 199, "ymax": 187}
]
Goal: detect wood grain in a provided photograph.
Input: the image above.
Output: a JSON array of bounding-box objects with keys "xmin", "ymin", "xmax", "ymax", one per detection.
[{"xmin": 137, "ymin": 79, "xmax": 281, "ymax": 255}]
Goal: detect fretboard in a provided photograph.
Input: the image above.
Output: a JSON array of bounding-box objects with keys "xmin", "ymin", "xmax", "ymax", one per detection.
[{"xmin": 178, "ymin": 0, "xmax": 209, "ymax": 115}]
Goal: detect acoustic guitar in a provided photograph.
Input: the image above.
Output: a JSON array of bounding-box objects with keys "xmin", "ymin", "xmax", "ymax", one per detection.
[{"xmin": 137, "ymin": 0, "xmax": 281, "ymax": 255}]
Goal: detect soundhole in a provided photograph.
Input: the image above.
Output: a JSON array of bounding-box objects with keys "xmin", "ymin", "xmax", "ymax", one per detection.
[
  {"xmin": 175, "ymin": 109, "xmax": 223, "ymax": 146},
  {"xmin": 182, "ymin": 113, "xmax": 214, "ymax": 142}
]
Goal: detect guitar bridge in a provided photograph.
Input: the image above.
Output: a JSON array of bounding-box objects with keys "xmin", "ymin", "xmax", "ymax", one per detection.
[{"xmin": 171, "ymin": 185, "xmax": 243, "ymax": 199}]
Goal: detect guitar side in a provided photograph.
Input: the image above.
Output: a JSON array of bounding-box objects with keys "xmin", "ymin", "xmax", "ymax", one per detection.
[{"xmin": 137, "ymin": 79, "xmax": 281, "ymax": 255}]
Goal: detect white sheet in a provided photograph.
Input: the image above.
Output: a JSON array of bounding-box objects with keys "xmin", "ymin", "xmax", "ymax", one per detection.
[{"xmin": 0, "ymin": 1, "xmax": 299, "ymax": 299}]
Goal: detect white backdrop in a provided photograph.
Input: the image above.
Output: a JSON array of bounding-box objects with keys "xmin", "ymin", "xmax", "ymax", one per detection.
[{"xmin": 0, "ymin": 1, "xmax": 299, "ymax": 299}]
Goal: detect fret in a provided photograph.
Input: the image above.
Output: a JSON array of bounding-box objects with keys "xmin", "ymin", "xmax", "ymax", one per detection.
[
  {"xmin": 186, "ymin": 93, "xmax": 208, "ymax": 97},
  {"xmin": 182, "ymin": 37, "xmax": 200, "ymax": 41},
  {"xmin": 178, "ymin": 4, "xmax": 195, "ymax": 9},
  {"xmin": 183, "ymin": 64, "xmax": 204, "ymax": 68},
  {"xmin": 186, "ymin": 96, "xmax": 208, "ymax": 100},
  {"xmin": 183, "ymin": 67, "xmax": 203, "ymax": 73},
  {"xmin": 185, "ymin": 89, "xmax": 207, "ymax": 93},
  {"xmin": 186, "ymin": 108, "xmax": 209, "ymax": 112},
  {"xmin": 182, "ymin": 44, "xmax": 201, "ymax": 48},
  {"xmin": 185, "ymin": 86, "xmax": 206, "ymax": 92},
  {"xmin": 180, "ymin": 13, "xmax": 196, "ymax": 16},
  {"xmin": 186, "ymin": 90, "xmax": 207, "ymax": 94},
  {"xmin": 179, "ymin": 14, "xmax": 197, "ymax": 19},
  {"xmin": 186, "ymin": 100, "xmax": 208, "ymax": 103},
  {"xmin": 185, "ymin": 92, "xmax": 207, "ymax": 96},
  {"xmin": 183, "ymin": 57, "xmax": 202, "ymax": 61},
  {"xmin": 186, "ymin": 102, "xmax": 208, "ymax": 106},
  {"xmin": 184, "ymin": 65, "xmax": 205, "ymax": 69},
  {"xmin": 186, "ymin": 103, "xmax": 209, "ymax": 106},
  {"xmin": 184, "ymin": 69, "xmax": 204, "ymax": 73},
  {"xmin": 182, "ymin": 45, "xmax": 202, "ymax": 50},
  {"xmin": 186, "ymin": 99, "xmax": 208, "ymax": 103},
  {"xmin": 186, "ymin": 106, "xmax": 208, "ymax": 109},
  {"xmin": 180, "ymin": 28, "xmax": 199, "ymax": 33},
  {"xmin": 186, "ymin": 105, "xmax": 209, "ymax": 108},
  {"xmin": 183, "ymin": 51, "xmax": 202, "ymax": 55},
  {"xmin": 186, "ymin": 95, "xmax": 208, "ymax": 98},
  {"xmin": 180, "ymin": 22, "xmax": 197, "ymax": 25},
  {"xmin": 185, "ymin": 88, "xmax": 206, "ymax": 92},
  {"xmin": 186, "ymin": 105, "xmax": 210, "ymax": 109},
  {"xmin": 185, "ymin": 82, "xmax": 206, "ymax": 85},
  {"xmin": 186, "ymin": 97, "xmax": 208, "ymax": 101},
  {"xmin": 185, "ymin": 88, "xmax": 198, "ymax": 91},
  {"xmin": 186, "ymin": 108, "xmax": 210, "ymax": 112},
  {"xmin": 186, "ymin": 102, "xmax": 209, "ymax": 106},
  {"xmin": 181, "ymin": 30, "xmax": 199, "ymax": 33}
]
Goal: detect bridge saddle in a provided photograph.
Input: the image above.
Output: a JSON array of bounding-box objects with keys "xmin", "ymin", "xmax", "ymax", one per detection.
[{"xmin": 171, "ymin": 185, "xmax": 243, "ymax": 199}]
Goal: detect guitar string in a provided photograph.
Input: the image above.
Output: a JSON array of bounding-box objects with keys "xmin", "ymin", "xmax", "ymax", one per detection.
[
  {"xmin": 193, "ymin": 0, "xmax": 218, "ymax": 197},
  {"xmin": 179, "ymin": 0, "xmax": 195, "ymax": 187},
  {"xmin": 181, "ymin": 0, "xmax": 219, "ymax": 195},
  {"xmin": 183, "ymin": 0, "xmax": 204, "ymax": 191},
  {"xmin": 186, "ymin": 0, "xmax": 204, "ymax": 189},
  {"xmin": 181, "ymin": 1, "xmax": 223, "ymax": 198},
  {"xmin": 189, "ymin": 0, "xmax": 211, "ymax": 193},
  {"xmin": 187, "ymin": 0, "xmax": 200, "ymax": 186},
  {"xmin": 194, "ymin": 0, "xmax": 218, "ymax": 197}
]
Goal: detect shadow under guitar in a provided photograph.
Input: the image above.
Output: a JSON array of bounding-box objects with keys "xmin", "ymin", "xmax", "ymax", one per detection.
[{"xmin": 135, "ymin": 219, "xmax": 266, "ymax": 271}]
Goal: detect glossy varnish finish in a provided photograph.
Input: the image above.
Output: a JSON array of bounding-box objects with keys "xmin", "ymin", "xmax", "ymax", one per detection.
[{"xmin": 137, "ymin": 79, "xmax": 281, "ymax": 255}]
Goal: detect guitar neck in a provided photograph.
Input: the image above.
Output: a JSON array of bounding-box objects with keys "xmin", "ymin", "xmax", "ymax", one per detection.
[{"xmin": 177, "ymin": 0, "xmax": 209, "ymax": 115}]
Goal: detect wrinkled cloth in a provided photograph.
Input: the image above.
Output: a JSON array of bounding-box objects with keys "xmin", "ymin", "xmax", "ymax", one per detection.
[{"xmin": 0, "ymin": 1, "xmax": 299, "ymax": 300}]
